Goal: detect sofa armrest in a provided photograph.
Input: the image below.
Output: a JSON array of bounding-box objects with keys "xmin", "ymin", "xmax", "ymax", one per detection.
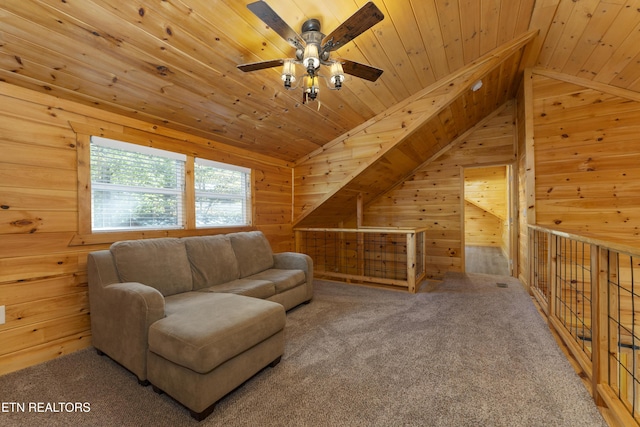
[
  {"xmin": 104, "ymin": 282, "xmax": 166, "ymax": 321},
  {"xmin": 93, "ymin": 281, "xmax": 165, "ymax": 382},
  {"xmin": 88, "ymin": 251, "xmax": 165, "ymax": 381},
  {"xmin": 273, "ymin": 252, "xmax": 313, "ymax": 275},
  {"xmin": 273, "ymin": 252, "xmax": 314, "ymax": 303}
]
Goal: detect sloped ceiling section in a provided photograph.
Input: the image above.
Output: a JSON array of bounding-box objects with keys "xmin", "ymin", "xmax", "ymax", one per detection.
[
  {"xmin": 0, "ymin": 0, "xmax": 539, "ymax": 163},
  {"xmin": 293, "ymin": 31, "xmax": 537, "ymax": 227},
  {"xmin": 1, "ymin": 0, "xmax": 639, "ymax": 166}
]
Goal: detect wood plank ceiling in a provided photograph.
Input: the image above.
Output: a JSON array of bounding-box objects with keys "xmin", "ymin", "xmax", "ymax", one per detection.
[{"xmin": 0, "ymin": 0, "xmax": 639, "ymax": 165}]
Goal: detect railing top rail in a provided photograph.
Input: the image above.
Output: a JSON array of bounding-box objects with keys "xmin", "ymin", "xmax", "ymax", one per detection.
[
  {"xmin": 294, "ymin": 227, "xmax": 429, "ymax": 234},
  {"xmin": 528, "ymin": 224, "xmax": 640, "ymax": 257}
]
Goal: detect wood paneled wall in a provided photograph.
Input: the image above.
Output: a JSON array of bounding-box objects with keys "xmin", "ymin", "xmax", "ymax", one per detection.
[
  {"xmin": 530, "ymin": 71, "xmax": 640, "ymax": 247},
  {"xmin": 464, "ymin": 165, "xmax": 508, "ymax": 249},
  {"xmin": 464, "ymin": 202, "xmax": 504, "ymax": 247},
  {"xmin": 0, "ymin": 83, "xmax": 294, "ymax": 375},
  {"xmin": 516, "ymin": 78, "xmax": 530, "ymax": 285},
  {"xmin": 464, "ymin": 166, "xmax": 508, "ymax": 221},
  {"xmin": 363, "ymin": 101, "xmax": 517, "ymax": 279}
]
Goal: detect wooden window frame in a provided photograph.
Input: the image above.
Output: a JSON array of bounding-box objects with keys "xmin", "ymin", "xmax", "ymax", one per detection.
[{"xmin": 70, "ymin": 123, "xmax": 254, "ymax": 246}]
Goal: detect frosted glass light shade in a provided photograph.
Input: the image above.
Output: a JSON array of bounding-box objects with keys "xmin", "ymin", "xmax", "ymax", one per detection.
[
  {"xmin": 330, "ymin": 62, "xmax": 345, "ymax": 86},
  {"xmin": 303, "ymin": 44, "xmax": 320, "ymax": 70},
  {"xmin": 281, "ymin": 60, "xmax": 296, "ymax": 82}
]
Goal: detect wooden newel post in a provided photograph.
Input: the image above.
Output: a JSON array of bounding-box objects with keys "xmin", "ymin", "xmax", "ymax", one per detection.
[
  {"xmin": 549, "ymin": 233, "xmax": 558, "ymax": 321},
  {"xmin": 592, "ymin": 244, "xmax": 607, "ymax": 407},
  {"xmin": 407, "ymin": 232, "xmax": 416, "ymax": 293}
]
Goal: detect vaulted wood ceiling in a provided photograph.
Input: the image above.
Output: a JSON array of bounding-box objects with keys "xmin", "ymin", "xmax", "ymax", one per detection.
[{"xmin": 2, "ymin": 1, "xmax": 638, "ymax": 166}]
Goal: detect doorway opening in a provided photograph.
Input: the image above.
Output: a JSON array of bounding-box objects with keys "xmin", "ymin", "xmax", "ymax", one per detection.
[{"xmin": 463, "ymin": 165, "xmax": 513, "ymax": 276}]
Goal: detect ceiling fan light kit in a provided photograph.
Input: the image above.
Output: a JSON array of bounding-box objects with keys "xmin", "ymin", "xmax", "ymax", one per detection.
[{"xmin": 238, "ymin": 1, "xmax": 385, "ymax": 104}]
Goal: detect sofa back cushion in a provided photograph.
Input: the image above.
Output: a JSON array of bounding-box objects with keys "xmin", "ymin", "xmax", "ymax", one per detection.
[
  {"xmin": 228, "ymin": 231, "xmax": 274, "ymax": 277},
  {"xmin": 183, "ymin": 235, "xmax": 240, "ymax": 290},
  {"xmin": 110, "ymin": 238, "xmax": 193, "ymax": 296}
]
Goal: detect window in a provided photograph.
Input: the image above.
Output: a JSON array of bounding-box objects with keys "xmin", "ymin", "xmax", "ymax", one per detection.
[
  {"xmin": 90, "ymin": 136, "xmax": 186, "ymax": 231},
  {"xmin": 194, "ymin": 158, "xmax": 251, "ymax": 227},
  {"xmin": 88, "ymin": 136, "xmax": 252, "ymax": 233}
]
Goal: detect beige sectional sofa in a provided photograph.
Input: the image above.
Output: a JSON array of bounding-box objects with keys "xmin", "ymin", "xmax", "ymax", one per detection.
[{"xmin": 87, "ymin": 231, "xmax": 313, "ymax": 420}]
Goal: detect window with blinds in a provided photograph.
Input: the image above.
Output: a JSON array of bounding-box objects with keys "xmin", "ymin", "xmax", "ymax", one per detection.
[
  {"xmin": 194, "ymin": 158, "xmax": 251, "ymax": 227},
  {"xmin": 90, "ymin": 136, "xmax": 186, "ymax": 231}
]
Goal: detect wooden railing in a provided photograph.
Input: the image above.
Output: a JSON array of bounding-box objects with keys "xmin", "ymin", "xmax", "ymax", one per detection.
[
  {"xmin": 294, "ymin": 227, "xmax": 427, "ymax": 293},
  {"xmin": 528, "ymin": 225, "xmax": 640, "ymax": 427}
]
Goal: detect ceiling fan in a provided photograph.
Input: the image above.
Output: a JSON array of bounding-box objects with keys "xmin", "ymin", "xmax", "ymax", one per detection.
[{"xmin": 237, "ymin": 1, "xmax": 385, "ymax": 103}]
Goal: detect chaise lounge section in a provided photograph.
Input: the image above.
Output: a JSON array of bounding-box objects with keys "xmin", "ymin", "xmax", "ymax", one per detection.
[{"xmin": 87, "ymin": 231, "xmax": 313, "ymax": 419}]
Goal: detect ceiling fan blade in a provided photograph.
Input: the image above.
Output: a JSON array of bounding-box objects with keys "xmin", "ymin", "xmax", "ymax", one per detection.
[
  {"xmin": 340, "ymin": 59, "xmax": 383, "ymax": 82},
  {"xmin": 237, "ymin": 59, "xmax": 284, "ymax": 72},
  {"xmin": 321, "ymin": 2, "xmax": 384, "ymax": 52},
  {"xmin": 247, "ymin": 1, "xmax": 304, "ymax": 49}
]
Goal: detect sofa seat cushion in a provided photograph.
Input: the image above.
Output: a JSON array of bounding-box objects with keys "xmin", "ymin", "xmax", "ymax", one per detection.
[
  {"xmin": 246, "ymin": 269, "xmax": 305, "ymax": 293},
  {"xmin": 183, "ymin": 235, "xmax": 240, "ymax": 290},
  {"xmin": 149, "ymin": 293, "xmax": 285, "ymax": 374},
  {"xmin": 197, "ymin": 279, "xmax": 275, "ymax": 299},
  {"xmin": 164, "ymin": 291, "xmax": 216, "ymax": 316},
  {"xmin": 110, "ymin": 237, "xmax": 192, "ymax": 297}
]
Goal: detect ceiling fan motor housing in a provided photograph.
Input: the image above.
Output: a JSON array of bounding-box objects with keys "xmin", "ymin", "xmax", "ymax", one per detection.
[
  {"xmin": 301, "ymin": 18, "xmax": 321, "ymax": 33},
  {"xmin": 302, "ymin": 21, "xmax": 326, "ymax": 51}
]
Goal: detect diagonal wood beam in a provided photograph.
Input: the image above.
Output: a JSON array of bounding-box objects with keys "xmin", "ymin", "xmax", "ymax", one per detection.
[{"xmin": 293, "ymin": 30, "xmax": 538, "ymax": 225}]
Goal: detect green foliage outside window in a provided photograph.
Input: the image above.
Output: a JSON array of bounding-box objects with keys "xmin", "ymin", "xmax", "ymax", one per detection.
[
  {"xmin": 90, "ymin": 141, "xmax": 184, "ymax": 230},
  {"xmin": 194, "ymin": 162, "xmax": 250, "ymax": 226},
  {"xmin": 90, "ymin": 137, "xmax": 251, "ymax": 231}
]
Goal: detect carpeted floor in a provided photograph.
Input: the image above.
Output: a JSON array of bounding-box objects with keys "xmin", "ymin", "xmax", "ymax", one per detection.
[
  {"xmin": 465, "ymin": 245, "xmax": 510, "ymax": 276},
  {"xmin": 0, "ymin": 273, "xmax": 607, "ymax": 426}
]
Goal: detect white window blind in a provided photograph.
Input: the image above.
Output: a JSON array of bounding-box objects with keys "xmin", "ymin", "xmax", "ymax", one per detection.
[
  {"xmin": 194, "ymin": 158, "xmax": 251, "ymax": 227},
  {"xmin": 90, "ymin": 136, "xmax": 186, "ymax": 231}
]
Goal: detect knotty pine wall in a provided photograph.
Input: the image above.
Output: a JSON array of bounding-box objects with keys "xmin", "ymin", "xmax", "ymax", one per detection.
[
  {"xmin": 464, "ymin": 202, "xmax": 503, "ymax": 246},
  {"xmin": 463, "ymin": 166, "xmax": 508, "ymax": 250},
  {"xmin": 0, "ymin": 83, "xmax": 294, "ymax": 376},
  {"xmin": 530, "ymin": 71, "xmax": 640, "ymax": 248},
  {"xmin": 363, "ymin": 101, "xmax": 517, "ymax": 279},
  {"xmin": 516, "ymin": 78, "xmax": 529, "ymax": 285}
]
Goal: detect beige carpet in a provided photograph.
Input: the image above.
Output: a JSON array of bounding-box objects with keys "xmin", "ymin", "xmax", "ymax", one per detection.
[{"xmin": 0, "ymin": 273, "xmax": 607, "ymax": 426}]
